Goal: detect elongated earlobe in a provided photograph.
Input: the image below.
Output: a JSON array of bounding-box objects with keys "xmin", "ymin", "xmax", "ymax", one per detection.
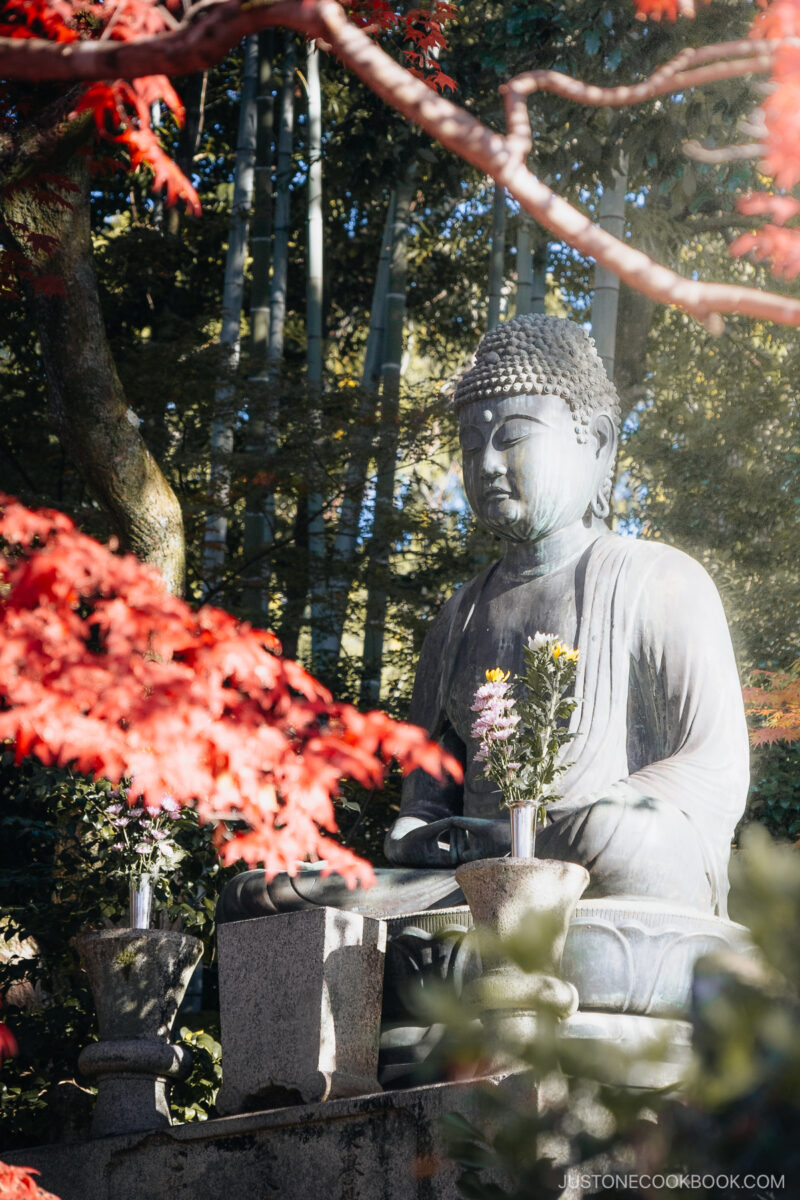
[
  {"xmin": 591, "ymin": 475, "xmax": 613, "ymax": 519},
  {"xmin": 589, "ymin": 412, "xmax": 617, "ymax": 520}
]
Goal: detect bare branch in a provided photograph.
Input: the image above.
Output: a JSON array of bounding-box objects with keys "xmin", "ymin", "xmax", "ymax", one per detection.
[
  {"xmin": 2, "ymin": 0, "xmax": 799, "ymax": 329},
  {"xmin": 502, "ymin": 41, "xmax": 793, "ymax": 112},
  {"xmin": 311, "ymin": 2, "xmax": 800, "ymax": 331},
  {"xmin": 683, "ymin": 140, "xmax": 764, "ymax": 163}
]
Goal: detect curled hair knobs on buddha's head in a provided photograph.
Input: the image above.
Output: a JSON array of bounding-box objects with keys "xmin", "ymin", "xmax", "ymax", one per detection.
[{"xmin": 453, "ymin": 314, "xmax": 621, "ymax": 445}]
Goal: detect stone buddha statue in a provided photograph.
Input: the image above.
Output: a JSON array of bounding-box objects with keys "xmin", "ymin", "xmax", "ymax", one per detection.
[
  {"xmin": 384, "ymin": 314, "xmax": 749, "ymax": 918},
  {"xmin": 219, "ymin": 314, "xmax": 749, "ymax": 927}
]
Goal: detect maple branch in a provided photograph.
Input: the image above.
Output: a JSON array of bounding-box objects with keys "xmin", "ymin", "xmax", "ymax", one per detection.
[
  {"xmin": 501, "ymin": 40, "xmax": 795, "ymax": 112},
  {"xmin": 683, "ymin": 140, "xmax": 764, "ymax": 164},
  {"xmin": 2, "ymin": 1, "xmax": 800, "ymax": 329},
  {"xmin": 0, "ymin": 0, "xmax": 317, "ymax": 81}
]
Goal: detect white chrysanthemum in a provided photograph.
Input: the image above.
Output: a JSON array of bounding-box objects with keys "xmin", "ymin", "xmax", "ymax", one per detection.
[{"xmin": 527, "ymin": 632, "xmax": 558, "ymax": 652}]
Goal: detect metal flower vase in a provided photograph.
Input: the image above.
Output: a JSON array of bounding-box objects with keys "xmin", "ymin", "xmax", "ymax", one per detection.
[
  {"xmin": 508, "ymin": 803, "xmax": 535, "ymax": 858},
  {"xmin": 77, "ymin": 928, "xmax": 202, "ymax": 1137},
  {"xmin": 129, "ymin": 875, "xmax": 154, "ymax": 929},
  {"xmin": 455, "ymin": 856, "xmax": 590, "ymax": 1049}
]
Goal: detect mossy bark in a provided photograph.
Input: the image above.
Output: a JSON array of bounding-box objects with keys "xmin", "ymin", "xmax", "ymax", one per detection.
[{"xmin": 2, "ymin": 153, "xmax": 186, "ymax": 594}]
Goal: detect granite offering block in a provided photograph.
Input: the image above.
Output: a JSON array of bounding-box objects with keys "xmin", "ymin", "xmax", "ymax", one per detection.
[{"xmin": 216, "ymin": 906, "xmax": 387, "ymax": 1114}]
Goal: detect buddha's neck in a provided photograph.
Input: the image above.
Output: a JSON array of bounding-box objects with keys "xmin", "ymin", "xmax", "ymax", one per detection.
[{"xmin": 501, "ymin": 519, "xmax": 606, "ymax": 579}]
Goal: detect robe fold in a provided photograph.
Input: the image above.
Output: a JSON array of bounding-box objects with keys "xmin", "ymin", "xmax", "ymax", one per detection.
[{"xmin": 398, "ymin": 534, "xmax": 749, "ymax": 916}]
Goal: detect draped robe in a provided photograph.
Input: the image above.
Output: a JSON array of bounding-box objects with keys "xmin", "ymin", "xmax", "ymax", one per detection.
[{"xmin": 397, "ymin": 533, "xmax": 749, "ymax": 916}]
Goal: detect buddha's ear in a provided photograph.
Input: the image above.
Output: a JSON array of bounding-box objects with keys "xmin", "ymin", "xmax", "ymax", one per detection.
[
  {"xmin": 588, "ymin": 413, "xmax": 618, "ymax": 521},
  {"xmin": 590, "ymin": 412, "xmax": 618, "ymax": 473}
]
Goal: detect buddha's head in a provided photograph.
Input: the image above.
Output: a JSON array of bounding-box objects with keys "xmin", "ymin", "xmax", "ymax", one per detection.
[{"xmin": 453, "ymin": 315, "xmax": 621, "ymax": 544}]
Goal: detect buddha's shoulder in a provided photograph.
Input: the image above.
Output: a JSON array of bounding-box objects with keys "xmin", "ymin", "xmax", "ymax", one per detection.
[{"xmin": 593, "ymin": 533, "xmax": 720, "ymax": 595}]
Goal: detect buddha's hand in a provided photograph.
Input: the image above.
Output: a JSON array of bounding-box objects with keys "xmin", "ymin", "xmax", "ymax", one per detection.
[{"xmin": 384, "ymin": 815, "xmax": 511, "ymax": 867}]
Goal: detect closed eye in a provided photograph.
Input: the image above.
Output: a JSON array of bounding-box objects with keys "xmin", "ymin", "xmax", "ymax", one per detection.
[
  {"xmin": 496, "ymin": 419, "xmax": 535, "ymax": 446},
  {"xmin": 460, "ymin": 425, "xmax": 484, "ymax": 454}
]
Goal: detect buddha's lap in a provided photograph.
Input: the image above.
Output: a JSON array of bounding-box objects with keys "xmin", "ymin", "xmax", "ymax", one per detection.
[{"xmin": 536, "ymin": 793, "xmax": 712, "ymax": 909}]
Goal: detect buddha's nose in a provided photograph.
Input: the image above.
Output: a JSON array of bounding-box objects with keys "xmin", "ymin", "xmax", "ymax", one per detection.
[{"xmin": 480, "ymin": 444, "xmax": 507, "ymax": 479}]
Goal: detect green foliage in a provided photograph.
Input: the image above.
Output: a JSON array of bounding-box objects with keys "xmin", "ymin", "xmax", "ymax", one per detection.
[
  {"xmin": 742, "ymin": 743, "xmax": 800, "ymax": 844},
  {"xmin": 432, "ymin": 828, "xmax": 800, "ymax": 1197},
  {"xmin": 514, "ymin": 641, "xmax": 579, "ymax": 820},
  {"xmin": 0, "ymin": 756, "xmax": 235, "ymax": 1148},
  {"xmin": 169, "ymin": 1026, "xmax": 223, "ymax": 1124}
]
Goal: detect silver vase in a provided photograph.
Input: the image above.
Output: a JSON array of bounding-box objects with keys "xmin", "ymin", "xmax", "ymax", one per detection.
[
  {"xmin": 509, "ymin": 803, "xmax": 535, "ymax": 858},
  {"xmin": 129, "ymin": 876, "xmax": 154, "ymax": 929}
]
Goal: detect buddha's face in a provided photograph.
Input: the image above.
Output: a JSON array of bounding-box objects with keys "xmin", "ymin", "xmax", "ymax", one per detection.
[{"xmin": 459, "ymin": 393, "xmax": 614, "ymax": 543}]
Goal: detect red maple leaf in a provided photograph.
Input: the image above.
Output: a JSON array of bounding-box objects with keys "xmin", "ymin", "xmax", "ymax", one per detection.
[
  {"xmin": 730, "ymin": 225, "xmax": 800, "ymax": 277},
  {"xmin": 633, "ymin": 0, "xmax": 707, "ymax": 18},
  {"xmin": 0, "ymin": 1020, "xmax": 18, "ymax": 1063},
  {"xmin": 0, "ymin": 1161, "xmax": 60, "ymax": 1200},
  {"xmin": 737, "ymin": 192, "xmax": 800, "ymax": 224},
  {"xmin": 751, "ymin": 0, "xmax": 800, "ymax": 39},
  {"xmin": 0, "ymin": 494, "xmax": 462, "ymax": 887}
]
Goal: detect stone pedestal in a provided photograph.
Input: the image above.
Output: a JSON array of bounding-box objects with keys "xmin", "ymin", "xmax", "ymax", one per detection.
[
  {"xmin": 216, "ymin": 906, "xmax": 387, "ymax": 1114},
  {"xmin": 558, "ymin": 898, "xmax": 753, "ymax": 1086},
  {"xmin": 3, "ymin": 1078, "xmax": 507, "ymax": 1200},
  {"xmin": 77, "ymin": 929, "xmax": 203, "ymax": 1137},
  {"xmin": 376, "ymin": 896, "xmax": 753, "ymax": 1090}
]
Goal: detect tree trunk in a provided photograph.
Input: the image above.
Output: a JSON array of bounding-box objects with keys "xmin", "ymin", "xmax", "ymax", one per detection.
[
  {"xmin": 487, "ymin": 182, "xmax": 506, "ymax": 330},
  {"xmin": 361, "ymin": 191, "xmax": 396, "ymax": 393},
  {"xmin": 166, "ymin": 69, "xmax": 208, "ymax": 237},
  {"xmin": 318, "ymin": 191, "xmax": 397, "ymax": 677},
  {"xmin": 202, "ymin": 35, "xmax": 259, "ymax": 588},
  {"xmin": 516, "ymin": 211, "xmax": 533, "ymax": 316},
  {"xmin": 242, "ymin": 30, "xmax": 275, "ymax": 625},
  {"xmin": 267, "ymin": 33, "xmax": 296, "ymax": 371},
  {"xmin": 267, "ymin": 36, "xmax": 303, "ymax": 651},
  {"xmin": 249, "ymin": 31, "xmax": 275, "ymax": 360},
  {"xmin": 276, "ymin": 493, "xmax": 308, "ymax": 661},
  {"xmin": 2, "ymin": 155, "xmax": 186, "ymax": 593},
  {"xmin": 531, "ymin": 239, "xmax": 547, "ymax": 314},
  {"xmin": 360, "ymin": 172, "xmax": 414, "ymax": 708},
  {"xmin": 306, "ymin": 41, "xmax": 327, "ymax": 674},
  {"xmin": 593, "ymin": 165, "xmax": 628, "ymax": 382}
]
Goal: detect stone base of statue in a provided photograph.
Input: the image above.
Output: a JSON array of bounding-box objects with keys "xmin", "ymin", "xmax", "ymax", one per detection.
[
  {"xmin": 3, "ymin": 1075, "xmax": 514, "ymax": 1200},
  {"xmin": 557, "ymin": 897, "xmax": 753, "ymax": 1087},
  {"xmin": 379, "ymin": 905, "xmax": 481, "ymax": 1088},
  {"xmin": 217, "ymin": 866, "xmax": 754, "ymax": 1093},
  {"xmin": 376, "ymin": 890, "xmax": 753, "ymax": 1090}
]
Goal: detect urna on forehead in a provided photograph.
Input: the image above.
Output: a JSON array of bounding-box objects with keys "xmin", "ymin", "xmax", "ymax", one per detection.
[{"xmin": 453, "ymin": 314, "xmax": 621, "ymax": 443}]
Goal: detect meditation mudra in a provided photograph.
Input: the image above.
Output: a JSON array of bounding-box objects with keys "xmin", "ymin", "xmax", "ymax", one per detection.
[{"xmin": 384, "ymin": 314, "xmax": 749, "ymax": 917}]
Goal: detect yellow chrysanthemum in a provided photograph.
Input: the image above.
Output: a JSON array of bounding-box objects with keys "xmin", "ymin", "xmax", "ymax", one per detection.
[
  {"xmin": 552, "ymin": 643, "xmax": 579, "ymax": 663},
  {"xmin": 484, "ymin": 667, "xmax": 510, "ymax": 683}
]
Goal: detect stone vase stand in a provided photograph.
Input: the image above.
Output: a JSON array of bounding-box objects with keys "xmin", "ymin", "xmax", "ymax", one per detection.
[
  {"xmin": 454, "ymin": 857, "xmax": 590, "ymax": 1046},
  {"xmin": 77, "ymin": 928, "xmax": 203, "ymax": 1137}
]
